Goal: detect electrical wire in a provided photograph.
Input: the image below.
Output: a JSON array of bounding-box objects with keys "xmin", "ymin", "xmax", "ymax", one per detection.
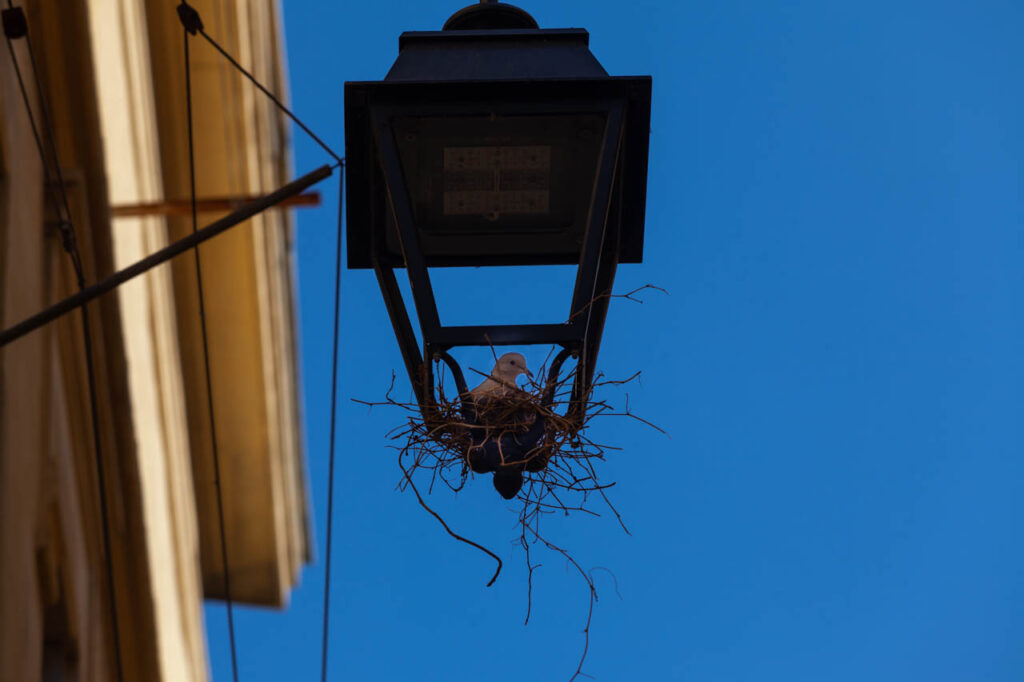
[
  {"xmin": 197, "ymin": 25, "xmax": 343, "ymax": 165},
  {"xmin": 181, "ymin": 21, "xmax": 241, "ymax": 682},
  {"xmin": 320, "ymin": 166, "xmax": 345, "ymax": 682},
  {"xmin": 173, "ymin": 4, "xmax": 350, "ymax": 676},
  {"xmin": 3, "ymin": 4, "xmax": 125, "ymax": 680},
  {"xmin": 2, "ymin": 13, "xmax": 64, "ymax": 255}
]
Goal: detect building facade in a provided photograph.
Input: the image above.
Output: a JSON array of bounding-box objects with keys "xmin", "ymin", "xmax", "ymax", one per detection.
[{"xmin": 0, "ymin": 1, "xmax": 310, "ymax": 679}]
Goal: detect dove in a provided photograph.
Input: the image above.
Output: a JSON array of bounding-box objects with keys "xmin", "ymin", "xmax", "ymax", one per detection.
[
  {"xmin": 469, "ymin": 352, "xmax": 532, "ymax": 399},
  {"xmin": 464, "ymin": 353, "xmax": 547, "ymax": 497}
]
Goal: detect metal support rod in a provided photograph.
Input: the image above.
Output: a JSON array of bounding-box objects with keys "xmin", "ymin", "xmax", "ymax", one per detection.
[
  {"xmin": 431, "ymin": 323, "xmax": 581, "ymax": 350},
  {"xmin": 111, "ymin": 191, "xmax": 321, "ymax": 218},
  {"xmin": 576, "ymin": 162, "xmax": 624, "ymax": 401},
  {"xmin": 568, "ymin": 102, "xmax": 624, "ymax": 326},
  {"xmin": 543, "ymin": 347, "xmax": 575, "ymax": 407},
  {"xmin": 374, "ymin": 262, "xmax": 427, "ymax": 406},
  {"xmin": 0, "ymin": 164, "xmax": 333, "ymax": 348},
  {"xmin": 436, "ymin": 351, "xmax": 469, "ymax": 397},
  {"xmin": 372, "ymin": 111, "xmax": 442, "ymax": 337}
]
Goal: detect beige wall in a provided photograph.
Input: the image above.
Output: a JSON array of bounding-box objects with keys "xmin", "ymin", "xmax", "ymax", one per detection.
[
  {"xmin": 87, "ymin": 0, "xmax": 210, "ymax": 678},
  {"xmin": 1, "ymin": 2, "xmax": 160, "ymax": 678},
  {"xmin": 145, "ymin": 0, "xmax": 310, "ymax": 606},
  {"xmin": 1, "ymin": 0, "xmax": 310, "ymax": 679},
  {"xmin": 1, "ymin": 33, "xmax": 51, "ymax": 680}
]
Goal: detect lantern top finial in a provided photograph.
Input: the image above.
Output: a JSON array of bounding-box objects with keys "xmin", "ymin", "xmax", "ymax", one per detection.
[{"xmin": 443, "ymin": 1, "xmax": 538, "ymax": 31}]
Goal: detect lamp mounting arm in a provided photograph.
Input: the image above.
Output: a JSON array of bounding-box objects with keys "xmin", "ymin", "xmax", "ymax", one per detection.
[{"xmin": 0, "ymin": 165, "xmax": 333, "ymax": 348}]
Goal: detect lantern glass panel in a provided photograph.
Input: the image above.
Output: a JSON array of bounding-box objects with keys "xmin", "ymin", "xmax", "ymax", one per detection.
[{"xmin": 389, "ymin": 112, "xmax": 607, "ymax": 265}]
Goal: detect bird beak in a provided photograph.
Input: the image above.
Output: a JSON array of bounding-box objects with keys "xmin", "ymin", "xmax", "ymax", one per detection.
[{"xmin": 525, "ymin": 368, "xmax": 533, "ymax": 378}]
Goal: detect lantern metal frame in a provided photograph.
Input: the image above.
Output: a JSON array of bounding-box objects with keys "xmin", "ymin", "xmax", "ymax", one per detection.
[{"xmin": 344, "ymin": 13, "xmax": 652, "ymax": 425}]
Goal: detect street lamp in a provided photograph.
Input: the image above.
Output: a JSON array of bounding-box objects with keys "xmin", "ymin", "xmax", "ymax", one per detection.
[{"xmin": 345, "ymin": 0, "xmax": 651, "ymax": 426}]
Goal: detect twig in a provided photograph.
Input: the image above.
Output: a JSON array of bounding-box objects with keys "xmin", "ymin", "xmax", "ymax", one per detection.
[{"xmin": 397, "ymin": 453, "xmax": 502, "ymax": 587}]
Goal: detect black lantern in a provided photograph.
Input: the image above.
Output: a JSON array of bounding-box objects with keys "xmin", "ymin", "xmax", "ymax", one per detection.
[{"xmin": 345, "ymin": 1, "xmax": 651, "ymax": 425}]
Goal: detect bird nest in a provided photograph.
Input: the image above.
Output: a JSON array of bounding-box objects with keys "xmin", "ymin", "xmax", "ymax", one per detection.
[{"xmin": 357, "ymin": 346, "xmax": 662, "ymax": 680}]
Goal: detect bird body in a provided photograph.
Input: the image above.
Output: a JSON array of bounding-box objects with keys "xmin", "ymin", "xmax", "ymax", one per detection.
[
  {"xmin": 464, "ymin": 352, "xmax": 547, "ymax": 496},
  {"xmin": 470, "ymin": 352, "xmax": 532, "ymax": 399},
  {"xmin": 469, "ymin": 352, "xmax": 537, "ymax": 428}
]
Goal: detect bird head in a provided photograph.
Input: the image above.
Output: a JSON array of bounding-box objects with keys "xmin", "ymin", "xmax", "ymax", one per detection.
[{"xmin": 492, "ymin": 352, "xmax": 532, "ymax": 384}]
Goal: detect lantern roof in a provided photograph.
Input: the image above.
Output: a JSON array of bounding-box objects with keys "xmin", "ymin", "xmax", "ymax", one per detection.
[
  {"xmin": 443, "ymin": 1, "xmax": 539, "ymax": 31},
  {"xmin": 344, "ymin": 3, "xmax": 652, "ymax": 269},
  {"xmin": 383, "ymin": 2, "xmax": 606, "ymax": 82},
  {"xmin": 386, "ymin": 28, "xmax": 608, "ymax": 83}
]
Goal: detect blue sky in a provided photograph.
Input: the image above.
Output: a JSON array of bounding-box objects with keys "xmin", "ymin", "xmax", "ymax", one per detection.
[{"xmin": 205, "ymin": 1, "xmax": 1024, "ymax": 680}]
